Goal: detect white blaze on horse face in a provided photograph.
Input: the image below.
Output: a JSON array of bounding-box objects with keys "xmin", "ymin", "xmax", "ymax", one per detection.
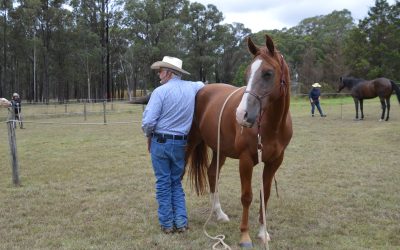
[{"xmin": 236, "ymin": 59, "xmax": 262, "ymax": 125}]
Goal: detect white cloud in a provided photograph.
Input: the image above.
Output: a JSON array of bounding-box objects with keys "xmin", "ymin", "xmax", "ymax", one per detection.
[{"xmin": 193, "ymin": 0, "xmax": 397, "ymax": 32}]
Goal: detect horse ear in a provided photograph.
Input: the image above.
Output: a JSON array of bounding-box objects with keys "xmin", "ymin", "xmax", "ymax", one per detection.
[
  {"xmin": 265, "ymin": 34, "xmax": 275, "ymax": 56},
  {"xmin": 247, "ymin": 36, "xmax": 259, "ymax": 56}
]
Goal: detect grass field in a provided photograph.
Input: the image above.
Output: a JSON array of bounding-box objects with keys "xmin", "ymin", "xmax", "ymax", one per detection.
[{"xmin": 0, "ymin": 97, "xmax": 399, "ymax": 250}]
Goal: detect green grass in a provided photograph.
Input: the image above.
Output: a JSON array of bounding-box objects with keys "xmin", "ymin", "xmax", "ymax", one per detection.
[{"xmin": 0, "ymin": 98, "xmax": 399, "ymax": 250}]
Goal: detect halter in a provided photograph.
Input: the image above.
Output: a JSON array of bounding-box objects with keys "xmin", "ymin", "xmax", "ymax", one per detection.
[{"xmin": 243, "ymin": 53, "xmax": 287, "ymax": 130}]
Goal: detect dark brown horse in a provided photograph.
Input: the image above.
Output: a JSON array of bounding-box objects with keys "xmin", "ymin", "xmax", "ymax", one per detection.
[
  {"xmin": 185, "ymin": 35, "xmax": 292, "ymax": 247},
  {"xmin": 338, "ymin": 77, "xmax": 400, "ymax": 121}
]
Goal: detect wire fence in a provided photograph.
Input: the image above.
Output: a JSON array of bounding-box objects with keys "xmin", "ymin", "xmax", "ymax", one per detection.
[
  {"xmin": 1, "ymin": 92, "xmax": 397, "ymax": 187},
  {"xmin": 0, "ymin": 100, "xmax": 146, "ymax": 123}
]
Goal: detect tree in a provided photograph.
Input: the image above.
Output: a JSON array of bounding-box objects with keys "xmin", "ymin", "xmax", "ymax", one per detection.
[
  {"xmin": 345, "ymin": 0, "xmax": 399, "ymax": 80},
  {"xmin": 214, "ymin": 23, "xmax": 251, "ymax": 85},
  {"xmin": 182, "ymin": 2, "xmax": 223, "ymax": 82}
]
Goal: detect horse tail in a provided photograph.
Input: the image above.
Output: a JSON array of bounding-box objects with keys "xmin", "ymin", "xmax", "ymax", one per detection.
[
  {"xmin": 186, "ymin": 139, "xmax": 209, "ymax": 195},
  {"xmin": 390, "ymin": 80, "xmax": 400, "ymax": 104}
]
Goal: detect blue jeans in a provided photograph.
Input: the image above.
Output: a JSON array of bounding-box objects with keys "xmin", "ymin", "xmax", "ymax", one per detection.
[
  {"xmin": 311, "ymin": 101, "xmax": 324, "ymax": 116},
  {"xmin": 150, "ymin": 136, "xmax": 188, "ymax": 229}
]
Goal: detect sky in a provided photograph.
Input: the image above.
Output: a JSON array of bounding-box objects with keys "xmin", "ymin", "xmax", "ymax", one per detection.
[{"xmin": 193, "ymin": 0, "xmax": 397, "ymax": 32}]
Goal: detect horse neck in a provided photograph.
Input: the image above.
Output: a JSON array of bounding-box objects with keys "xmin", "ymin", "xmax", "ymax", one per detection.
[
  {"xmin": 346, "ymin": 78, "xmax": 363, "ymax": 90},
  {"xmin": 260, "ymin": 92, "xmax": 290, "ymax": 133}
]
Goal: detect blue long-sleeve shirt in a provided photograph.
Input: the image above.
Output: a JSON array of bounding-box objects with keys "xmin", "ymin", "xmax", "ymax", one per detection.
[
  {"xmin": 141, "ymin": 76, "xmax": 204, "ymax": 137},
  {"xmin": 309, "ymin": 88, "xmax": 321, "ymax": 102}
]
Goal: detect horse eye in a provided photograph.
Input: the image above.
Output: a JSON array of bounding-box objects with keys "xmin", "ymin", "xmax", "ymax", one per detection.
[{"xmin": 262, "ymin": 70, "xmax": 273, "ymax": 79}]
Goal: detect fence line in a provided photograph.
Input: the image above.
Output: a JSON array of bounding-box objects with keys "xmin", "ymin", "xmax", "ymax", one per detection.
[
  {"xmin": 19, "ymin": 120, "xmax": 141, "ymax": 126},
  {"xmin": 2, "ymin": 104, "xmax": 144, "ymax": 186}
]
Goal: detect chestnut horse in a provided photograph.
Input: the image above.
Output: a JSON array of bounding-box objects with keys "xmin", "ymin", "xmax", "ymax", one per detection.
[
  {"xmin": 185, "ymin": 35, "xmax": 292, "ymax": 247},
  {"xmin": 338, "ymin": 76, "xmax": 400, "ymax": 121}
]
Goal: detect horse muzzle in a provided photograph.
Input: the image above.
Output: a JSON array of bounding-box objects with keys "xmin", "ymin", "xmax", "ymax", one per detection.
[{"xmin": 236, "ymin": 108, "xmax": 255, "ymax": 128}]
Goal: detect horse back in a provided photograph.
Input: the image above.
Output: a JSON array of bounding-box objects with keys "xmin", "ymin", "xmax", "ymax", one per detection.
[{"xmin": 353, "ymin": 78, "xmax": 392, "ymax": 99}]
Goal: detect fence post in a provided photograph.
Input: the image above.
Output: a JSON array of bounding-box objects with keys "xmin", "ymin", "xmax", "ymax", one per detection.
[
  {"xmin": 103, "ymin": 101, "xmax": 107, "ymax": 125},
  {"xmin": 340, "ymin": 95, "xmax": 343, "ymax": 120},
  {"xmin": 84, "ymin": 101, "xmax": 87, "ymax": 121},
  {"xmin": 7, "ymin": 109, "xmax": 20, "ymax": 186}
]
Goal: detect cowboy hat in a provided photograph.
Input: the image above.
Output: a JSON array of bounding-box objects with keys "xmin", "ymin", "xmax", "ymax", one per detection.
[
  {"xmin": 312, "ymin": 83, "xmax": 321, "ymax": 88},
  {"xmin": 150, "ymin": 56, "xmax": 190, "ymax": 75},
  {"xmin": 0, "ymin": 97, "xmax": 11, "ymax": 108}
]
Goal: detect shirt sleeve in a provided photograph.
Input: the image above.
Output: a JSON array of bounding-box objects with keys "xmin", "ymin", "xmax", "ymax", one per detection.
[
  {"xmin": 141, "ymin": 90, "xmax": 163, "ymax": 137},
  {"xmin": 194, "ymin": 81, "xmax": 205, "ymax": 93}
]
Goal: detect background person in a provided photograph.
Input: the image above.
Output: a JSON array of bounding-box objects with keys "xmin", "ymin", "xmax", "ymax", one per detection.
[
  {"xmin": 141, "ymin": 56, "xmax": 204, "ymax": 234},
  {"xmin": 309, "ymin": 83, "xmax": 326, "ymax": 117},
  {"xmin": 11, "ymin": 93, "xmax": 24, "ymax": 128}
]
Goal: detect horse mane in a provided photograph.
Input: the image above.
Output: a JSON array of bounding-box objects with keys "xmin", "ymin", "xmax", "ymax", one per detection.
[{"xmin": 342, "ymin": 76, "xmax": 365, "ymax": 88}]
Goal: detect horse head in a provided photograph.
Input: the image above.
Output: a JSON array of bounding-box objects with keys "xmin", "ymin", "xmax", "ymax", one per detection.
[
  {"xmin": 338, "ymin": 76, "xmax": 346, "ymax": 92},
  {"xmin": 236, "ymin": 35, "xmax": 288, "ymax": 128},
  {"xmin": 339, "ymin": 77, "xmax": 363, "ymax": 92}
]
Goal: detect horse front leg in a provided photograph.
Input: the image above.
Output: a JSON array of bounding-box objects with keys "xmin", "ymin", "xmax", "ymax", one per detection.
[
  {"xmin": 208, "ymin": 151, "xmax": 229, "ymax": 222},
  {"xmin": 257, "ymin": 153, "xmax": 284, "ymax": 244},
  {"xmin": 238, "ymin": 157, "xmax": 254, "ymax": 248},
  {"xmin": 353, "ymin": 98, "xmax": 359, "ymax": 120}
]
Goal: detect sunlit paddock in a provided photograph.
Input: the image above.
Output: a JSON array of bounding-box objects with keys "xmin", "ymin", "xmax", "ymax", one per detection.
[{"xmin": 0, "ymin": 98, "xmax": 399, "ymax": 250}]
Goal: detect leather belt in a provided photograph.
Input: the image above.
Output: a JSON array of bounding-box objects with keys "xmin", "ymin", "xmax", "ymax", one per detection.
[{"xmin": 152, "ymin": 133, "xmax": 187, "ymax": 140}]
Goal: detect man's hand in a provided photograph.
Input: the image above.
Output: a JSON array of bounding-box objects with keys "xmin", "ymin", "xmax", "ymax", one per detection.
[{"xmin": 147, "ymin": 137, "xmax": 151, "ymax": 152}]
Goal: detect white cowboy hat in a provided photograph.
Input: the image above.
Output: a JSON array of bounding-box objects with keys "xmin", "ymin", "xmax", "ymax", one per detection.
[
  {"xmin": 150, "ymin": 56, "xmax": 190, "ymax": 75},
  {"xmin": 13, "ymin": 93, "xmax": 19, "ymax": 97},
  {"xmin": 312, "ymin": 83, "xmax": 321, "ymax": 88}
]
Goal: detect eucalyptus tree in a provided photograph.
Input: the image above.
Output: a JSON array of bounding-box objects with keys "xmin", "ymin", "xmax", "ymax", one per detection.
[
  {"xmin": 7, "ymin": 0, "xmax": 70, "ymax": 102},
  {"xmin": 122, "ymin": 0, "xmax": 188, "ymax": 90},
  {"xmin": 181, "ymin": 2, "xmax": 223, "ymax": 82},
  {"xmin": 70, "ymin": 0, "xmax": 113, "ymax": 100},
  {"xmin": 0, "ymin": 0, "xmax": 13, "ymax": 97},
  {"xmin": 286, "ymin": 9, "xmax": 354, "ymax": 88},
  {"xmin": 214, "ymin": 22, "xmax": 250, "ymax": 85},
  {"xmin": 345, "ymin": 0, "xmax": 399, "ymax": 80}
]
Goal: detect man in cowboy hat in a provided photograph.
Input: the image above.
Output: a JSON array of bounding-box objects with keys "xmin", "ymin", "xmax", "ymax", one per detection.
[
  {"xmin": 142, "ymin": 56, "xmax": 204, "ymax": 234},
  {"xmin": 309, "ymin": 83, "xmax": 326, "ymax": 117}
]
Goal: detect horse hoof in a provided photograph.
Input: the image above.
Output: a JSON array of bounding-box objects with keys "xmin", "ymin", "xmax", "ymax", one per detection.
[
  {"xmin": 239, "ymin": 241, "xmax": 253, "ymax": 248},
  {"xmin": 257, "ymin": 232, "xmax": 271, "ymax": 243},
  {"xmin": 216, "ymin": 213, "xmax": 230, "ymax": 222},
  {"xmin": 379, "ymin": 119, "xmax": 383, "ymax": 122}
]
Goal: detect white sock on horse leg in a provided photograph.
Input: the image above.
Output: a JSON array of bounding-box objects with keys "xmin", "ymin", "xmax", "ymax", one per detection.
[
  {"xmin": 210, "ymin": 192, "xmax": 230, "ymax": 222},
  {"xmin": 257, "ymin": 224, "xmax": 271, "ymax": 242}
]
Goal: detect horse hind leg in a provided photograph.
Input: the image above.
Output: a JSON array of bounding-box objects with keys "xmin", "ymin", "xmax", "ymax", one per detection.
[
  {"xmin": 353, "ymin": 98, "xmax": 359, "ymax": 120},
  {"xmin": 360, "ymin": 99, "xmax": 364, "ymax": 120},
  {"xmin": 385, "ymin": 98, "xmax": 390, "ymax": 121},
  {"xmin": 208, "ymin": 151, "xmax": 229, "ymax": 222},
  {"xmin": 379, "ymin": 99, "xmax": 386, "ymax": 121}
]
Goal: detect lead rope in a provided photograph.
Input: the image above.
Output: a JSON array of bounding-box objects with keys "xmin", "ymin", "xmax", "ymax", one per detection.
[{"xmin": 203, "ymin": 87, "xmax": 245, "ymax": 250}]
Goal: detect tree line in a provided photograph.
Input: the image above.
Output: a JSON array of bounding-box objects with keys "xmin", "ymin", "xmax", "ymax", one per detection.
[{"xmin": 0, "ymin": 0, "xmax": 398, "ymax": 102}]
